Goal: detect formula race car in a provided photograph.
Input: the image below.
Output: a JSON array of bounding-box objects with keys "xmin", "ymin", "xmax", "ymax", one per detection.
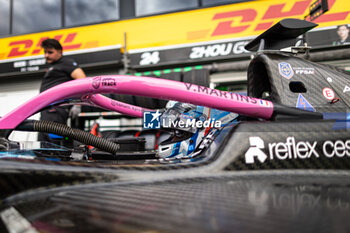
[{"xmin": 0, "ymin": 18, "xmax": 349, "ymax": 233}]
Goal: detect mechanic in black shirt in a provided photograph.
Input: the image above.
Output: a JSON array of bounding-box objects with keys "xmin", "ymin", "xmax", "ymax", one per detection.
[{"xmin": 38, "ymin": 38, "xmax": 86, "ymax": 143}]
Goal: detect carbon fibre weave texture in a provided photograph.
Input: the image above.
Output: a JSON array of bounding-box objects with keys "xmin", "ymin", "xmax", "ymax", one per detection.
[
  {"xmin": 248, "ymin": 52, "xmax": 350, "ymax": 112},
  {"xmin": 0, "ymin": 120, "xmax": 349, "ymax": 233},
  {"xmin": 3, "ymin": 172, "xmax": 350, "ymax": 233}
]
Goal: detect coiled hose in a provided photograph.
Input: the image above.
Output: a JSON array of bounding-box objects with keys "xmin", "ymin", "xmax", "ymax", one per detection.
[{"xmin": 16, "ymin": 120, "xmax": 120, "ymax": 154}]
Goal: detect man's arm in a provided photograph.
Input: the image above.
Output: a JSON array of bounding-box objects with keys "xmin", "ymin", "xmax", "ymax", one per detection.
[{"xmin": 71, "ymin": 68, "xmax": 86, "ymax": 79}]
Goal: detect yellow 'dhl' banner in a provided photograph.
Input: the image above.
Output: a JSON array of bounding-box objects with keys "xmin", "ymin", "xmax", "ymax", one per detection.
[{"xmin": 0, "ymin": 0, "xmax": 349, "ymax": 61}]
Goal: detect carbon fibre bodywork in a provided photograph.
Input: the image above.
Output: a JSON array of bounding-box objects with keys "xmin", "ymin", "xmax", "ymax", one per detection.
[
  {"xmin": 0, "ymin": 117, "xmax": 350, "ymax": 233},
  {"xmin": 248, "ymin": 52, "xmax": 350, "ymax": 112},
  {"xmin": 0, "ymin": 18, "xmax": 350, "ymax": 233}
]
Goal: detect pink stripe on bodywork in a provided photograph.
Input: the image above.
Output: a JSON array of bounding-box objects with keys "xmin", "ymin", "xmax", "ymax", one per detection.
[{"xmin": 0, "ymin": 75, "xmax": 274, "ymax": 129}]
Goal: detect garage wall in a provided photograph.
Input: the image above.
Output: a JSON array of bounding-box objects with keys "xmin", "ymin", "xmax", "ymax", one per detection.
[{"xmin": 0, "ymin": 78, "xmax": 41, "ymax": 141}]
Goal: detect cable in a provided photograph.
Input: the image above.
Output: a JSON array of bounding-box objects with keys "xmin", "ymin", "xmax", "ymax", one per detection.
[{"xmin": 16, "ymin": 120, "xmax": 120, "ymax": 154}]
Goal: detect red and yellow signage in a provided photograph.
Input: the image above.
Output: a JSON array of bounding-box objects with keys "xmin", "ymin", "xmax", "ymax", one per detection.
[
  {"xmin": 0, "ymin": 0, "xmax": 349, "ymax": 61},
  {"xmin": 6, "ymin": 33, "xmax": 81, "ymax": 58}
]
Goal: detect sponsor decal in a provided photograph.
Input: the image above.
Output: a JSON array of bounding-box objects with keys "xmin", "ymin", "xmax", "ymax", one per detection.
[
  {"xmin": 323, "ymin": 87, "xmax": 335, "ymax": 100},
  {"xmin": 343, "ymin": 85, "xmax": 350, "ymax": 93},
  {"xmin": 101, "ymin": 78, "xmax": 116, "ymax": 86},
  {"xmin": 245, "ymin": 137, "xmax": 268, "ymax": 164},
  {"xmin": 296, "ymin": 94, "xmax": 316, "ymax": 112},
  {"xmin": 323, "ymin": 140, "xmax": 350, "ymax": 158},
  {"xmin": 267, "ymin": 137, "xmax": 319, "ymax": 160},
  {"xmin": 111, "ymin": 100, "xmax": 142, "ymax": 111},
  {"xmin": 278, "ymin": 62, "xmax": 294, "ymax": 79},
  {"xmin": 183, "ymin": 83, "xmax": 259, "ymax": 104},
  {"xmin": 294, "ymin": 67, "xmax": 315, "ymax": 75},
  {"xmin": 245, "ymin": 136, "xmax": 319, "ymax": 164},
  {"xmin": 278, "ymin": 63, "xmax": 315, "ymax": 79},
  {"xmin": 245, "ymin": 136, "xmax": 350, "ymax": 164},
  {"xmin": 90, "ymin": 77, "xmax": 118, "ymax": 89},
  {"xmin": 92, "ymin": 77, "xmax": 101, "ymax": 89}
]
